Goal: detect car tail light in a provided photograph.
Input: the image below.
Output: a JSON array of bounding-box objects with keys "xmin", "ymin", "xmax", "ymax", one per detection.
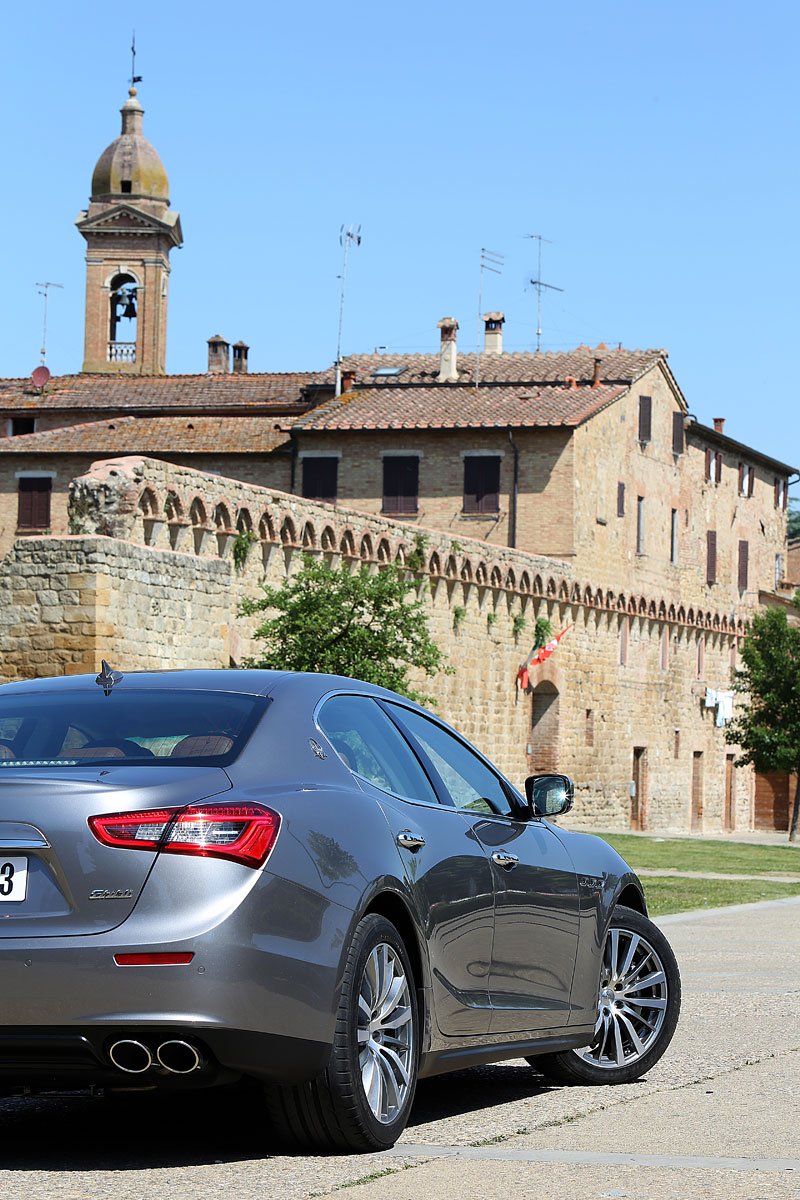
[{"xmin": 88, "ymin": 803, "xmax": 281, "ymax": 868}]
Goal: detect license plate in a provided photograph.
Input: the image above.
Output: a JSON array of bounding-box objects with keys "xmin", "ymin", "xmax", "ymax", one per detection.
[{"xmin": 0, "ymin": 857, "xmax": 28, "ymax": 902}]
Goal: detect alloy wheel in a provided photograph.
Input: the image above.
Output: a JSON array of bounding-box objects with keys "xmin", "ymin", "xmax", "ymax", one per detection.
[
  {"xmin": 356, "ymin": 941, "xmax": 414, "ymax": 1124},
  {"xmin": 576, "ymin": 925, "xmax": 669, "ymax": 1069}
]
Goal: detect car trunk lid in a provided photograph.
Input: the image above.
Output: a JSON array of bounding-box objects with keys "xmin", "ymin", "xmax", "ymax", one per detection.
[{"xmin": 0, "ymin": 766, "xmax": 231, "ymax": 936}]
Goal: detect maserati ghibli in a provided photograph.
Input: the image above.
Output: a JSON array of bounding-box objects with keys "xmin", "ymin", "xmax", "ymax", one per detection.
[{"xmin": 0, "ymin": 667, "xmax": 680, "ymax": 1151}]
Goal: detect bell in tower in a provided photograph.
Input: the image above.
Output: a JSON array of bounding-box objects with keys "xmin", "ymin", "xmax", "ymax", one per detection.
[{"xmin": 76, "ymin": 87, "xmax": 182, "ymax": 374}]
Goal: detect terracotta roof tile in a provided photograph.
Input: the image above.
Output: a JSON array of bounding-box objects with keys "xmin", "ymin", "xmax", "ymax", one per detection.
[
  {"xmin": 294, "ymin": 383, "xmax": 628, "ymax": 432},
  {"xmin": 323, "ymin": 346, "xmax": 665, "ymax": 387},
  {"xmin": 0, "ymin": 415, "xmax": 291, "ymax": 455},
  {"xmin": 0, "ymin": 372, "xmax": 322, "ymax": 413}
]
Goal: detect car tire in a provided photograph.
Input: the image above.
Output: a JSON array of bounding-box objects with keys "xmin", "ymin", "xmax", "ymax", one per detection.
[
  {"xmin": 528, "ymin": 905, "xmax": 681, "ymax": 1086},
  {"xmin": 263, "ymin": 913, "xmax": 419, "ymax": 1152}
]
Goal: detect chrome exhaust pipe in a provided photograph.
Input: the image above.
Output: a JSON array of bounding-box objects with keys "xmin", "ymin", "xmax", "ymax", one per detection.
[
  {"xmin": 156, "ymin": 1039, "xmax": 203, "ymax": 1075},
  {"xmin": 108, "ymin": 1039, "xmax": 153, "ymax": 1074}
]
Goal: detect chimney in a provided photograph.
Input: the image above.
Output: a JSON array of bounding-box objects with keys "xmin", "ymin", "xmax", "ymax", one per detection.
[
  {"xmin": 483, "ymin": 312, "xmax": 505, "ymax": 354},
  {"xmin": 565, "ymin": 375, "xmax": 578, "ymax": 390},
  {"xmin": 341, "ymin": 369, "xmax": 357, "ymax": 393},
  {"xmin": 437, "ymin": 317, "xmax": 459, "ymax": 382},
  {"xmin": 713, "ymin": 417, "xmax": 725, "ymax": 433},
  {"xmin": 232, "ymin": 341, "xmax": 250, "ymax": 375},
  {"xmin": 591, "ymin": 357, "xmax": 603, "ymax": 388},
  {"xmin": 207, "ymin": 334, "xmax": 230, "ymax": 374}
]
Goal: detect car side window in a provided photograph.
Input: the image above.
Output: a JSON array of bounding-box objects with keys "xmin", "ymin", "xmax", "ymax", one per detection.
[
  {"xmin": 317, "ymin": 695, "xmax": 439, "ymax": 803},
  {"xmin": 387, "ymin": 706, "xmax": 514, "ymax": 817}
]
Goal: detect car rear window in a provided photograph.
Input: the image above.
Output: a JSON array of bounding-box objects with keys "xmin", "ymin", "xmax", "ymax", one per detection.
[{"xmin": 0, "ymin": 690, "xmax": 266, "ymax": 767}]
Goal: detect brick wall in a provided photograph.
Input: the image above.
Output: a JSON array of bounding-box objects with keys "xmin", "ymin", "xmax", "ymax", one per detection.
[{"xmin": 0, "ymin": 455, "xmax": 754, "ymax": 834}]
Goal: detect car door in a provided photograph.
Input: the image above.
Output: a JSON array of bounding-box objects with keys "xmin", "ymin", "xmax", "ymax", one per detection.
[
  {"xmin": 383, "ymin": 703, "xmax": 580, "ymax": 1034},
  {"xmin": 315, "ymin": 693, "xmax": 495, "ymax": 1037}
]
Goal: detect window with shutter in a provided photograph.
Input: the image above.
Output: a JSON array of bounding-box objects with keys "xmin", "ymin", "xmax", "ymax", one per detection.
[
  {"xmin": 774, "ymin": 477, "xmax": 781, "ymax": 507},
  {"xmin": 382, "ymin": 456, "xmax": 419, "ymax": 515},
  {"xmin": 617, "ymin": 482, "xmax": 625, "ymax": 517},
  {"xmin": 738, "ymin": 462, "xmax": 745, "ymax": 495},
  {"xmin": 705, "ymin": 448, "xmax": 713, "ymax": 481},
  {"xmin": 738, "ymin": 540, "xmax": 749, "ymax": 591},
  {"xmin": 301, "ymin": 457, "xmax": 338, "ymax": 504},
  {"xmin": 638, "ymin": 395, "xmax": 652, "ymax": 443},
  {"xmin": 706, "ymin": 530, "xmax": 717, "ymax": 585},
  {"xmin": 672, "ymin": 412, "xmax": 684, "ymax": 454},
  {"xmin": 463, "ymin": 456, "xmax": 500, "ymax": 514},
  {"xmin": 636, "ymin": 496, "xmax": 645, "ymax": 554},
  {"xmin": 17, "ymin": 477, "xmax": 52, "ymax": 531},
  {"xmin": 670, "ymin": 509, "xmax": 678, "ymax": 564},
  {"xmin": 715, "ymin": 451, "xmax": 722, "ymax": 483},
  {"xmin": 747, "ymin": 467, "xmax": 755, "ymax": 498}
]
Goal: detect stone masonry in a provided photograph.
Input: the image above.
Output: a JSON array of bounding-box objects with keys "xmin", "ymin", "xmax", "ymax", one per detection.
[{"xmin": 0, "ymin": 456, "xmax": 752, "ymax": 835}]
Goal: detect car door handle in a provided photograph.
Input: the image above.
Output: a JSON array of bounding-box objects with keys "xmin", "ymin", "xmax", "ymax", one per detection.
[
  {"xmin": 492, "ymin": 851, "xmax": 520, "ymax": 870},
  {"xmin": 396, "ymin": 830, "xmax": 426, "ymax": 851}
]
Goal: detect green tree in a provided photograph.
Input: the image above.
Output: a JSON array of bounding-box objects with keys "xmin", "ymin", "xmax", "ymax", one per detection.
[
  {"xmin": 788, "ymin": 498, "xmax": 800, "ymax": 541},
  {"xmin": 239, "ymin": 555, "xmax": 448, "ymax": 704},
  {"xmin": 725, "ymin": 605, "xmax": 800, "ymax": 841}
]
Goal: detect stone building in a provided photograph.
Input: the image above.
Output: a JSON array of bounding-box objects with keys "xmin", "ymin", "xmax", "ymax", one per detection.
[{"xmin": 0, "ymin": 87, "xmax": 796, "ymax": 832}]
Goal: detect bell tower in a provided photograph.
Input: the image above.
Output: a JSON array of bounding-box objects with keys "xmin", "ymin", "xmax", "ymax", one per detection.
[{"xmin": 76, "ymin": 88, "xmax": 182, "ymax": 374}]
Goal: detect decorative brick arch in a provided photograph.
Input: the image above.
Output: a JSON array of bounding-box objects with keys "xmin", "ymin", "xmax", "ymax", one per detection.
[
  {"xmin": 505, "ymin": 568, "xmax": 517, "ymax": 592},
  {"xmin": 281, "ymin": 517, "xmax": 298, "ymax": 547},
  {"xmin": 377, "ymin": 537, "xmax": 392, "ymax": 564},
  {"xmin": 428, "ymin": 551, "xmax": 443, "ymax": 576},
  {"xmin": 321, "ymin": 525, "xmax": 337, "ymax": 552},
  {"xmin": 259, "ymin": 511, "xmax": 277, "ymax": 543},
  {"xmin": 236, "ymin": 507, "xmax": 253, "ymax": 534},
  {"xmin": 529, "ymin": 678, "xmax": 561, "ymax": 773},
  {"xmin": 339, "ymin": 529, "xmax": 356, "ymax": 557},
  {"xmin": 359, "ymin": 534, "xmax": 373, "ymax": 561},
  {"xmin": 302, "ymin": 521, "xmax": 317, "ymax": 549}
]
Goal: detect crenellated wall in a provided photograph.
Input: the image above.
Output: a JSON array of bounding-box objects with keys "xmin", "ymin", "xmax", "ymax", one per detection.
[{"xmin": 0, "ymin": 456, "xmax": 755, "ymax": 833}]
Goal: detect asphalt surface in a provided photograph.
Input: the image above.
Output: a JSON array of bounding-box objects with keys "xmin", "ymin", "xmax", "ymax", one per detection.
[{"xmin": 0, "ymin": 896, "xmax": 798, "ymax": 1199}]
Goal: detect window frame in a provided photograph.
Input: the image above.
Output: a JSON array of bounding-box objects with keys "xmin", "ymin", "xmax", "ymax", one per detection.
[
  {"xmin": 301, "ymin": 455, "xmax": 338, "ymax": 505},
  {"xmin": 382, "ymin": 454, "xmax": 419, "ymax": 516},
  {"xmin": 379, "ymin": 698, "xmax": 527, "ymax": 821},
  {"xmin": 17, "ymin": 476, "xmax": 52, "ymax": 532},
  {"xmin": 463, "ymin": 454, "xmax": 501, "ymax": 516},
  {"xmin": 314, "ymin": 692, "xmax": 440, "ymax": 805}
]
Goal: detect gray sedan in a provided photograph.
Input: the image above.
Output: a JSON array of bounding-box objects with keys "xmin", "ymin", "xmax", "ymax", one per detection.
[{"xmin": 0, "ymin": 668, "xmax": 680, "ymax": 1151}]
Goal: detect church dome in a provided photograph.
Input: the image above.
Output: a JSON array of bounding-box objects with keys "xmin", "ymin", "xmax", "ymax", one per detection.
[{"xmin": 90, "ymin": 89, "xmax": 170, "ymax": 202}]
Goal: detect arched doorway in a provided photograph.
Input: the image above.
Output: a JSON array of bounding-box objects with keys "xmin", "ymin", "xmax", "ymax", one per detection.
[{"xmin": 529, "ymin": 681, "xmax": 560, "ymax": 772}]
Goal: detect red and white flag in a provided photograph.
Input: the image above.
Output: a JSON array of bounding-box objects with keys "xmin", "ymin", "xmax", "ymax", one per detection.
[{"xmin": 517, "ymin": 624, "xmax": 573, "ymax": 688}]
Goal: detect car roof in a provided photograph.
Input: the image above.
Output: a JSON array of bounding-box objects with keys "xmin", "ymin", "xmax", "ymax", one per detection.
[
  {"xmin": 0, "ymin": 668, "xmax": 289, "ymax": 698},
  {"xmin": 0, "ymin": 668, "xmax": 422, "ymax": 706}
]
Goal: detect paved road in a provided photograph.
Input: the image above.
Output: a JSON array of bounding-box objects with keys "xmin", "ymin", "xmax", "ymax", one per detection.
[{"xmin": 1, "ymin": 897, "xmax": 798, "ymax": 1200}]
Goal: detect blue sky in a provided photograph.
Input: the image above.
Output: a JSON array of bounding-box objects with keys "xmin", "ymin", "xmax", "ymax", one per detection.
[{"xmin": 2, "ymin": 1, "xmax": 798, "ymax": 470}]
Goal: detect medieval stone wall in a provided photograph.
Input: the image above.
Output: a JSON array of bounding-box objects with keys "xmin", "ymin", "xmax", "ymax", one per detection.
[{"xmin": 0, "ymin": 455, "xmax": 753, "ymax": 833}]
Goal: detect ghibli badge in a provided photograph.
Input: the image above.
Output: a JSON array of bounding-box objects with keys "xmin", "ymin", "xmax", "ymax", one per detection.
[{"xmin": 89, "ymin": 888, "xmax": 133, "ymax": 900}]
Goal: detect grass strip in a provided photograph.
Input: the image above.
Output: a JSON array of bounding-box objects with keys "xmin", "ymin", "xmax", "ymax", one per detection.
[
  {"xmin": 640, "ymin": 875, "xmax": 800, "ymax": 916},
  {"xmin": 596, "ymin": 832, "xmax": 799, "ymax": 876}
]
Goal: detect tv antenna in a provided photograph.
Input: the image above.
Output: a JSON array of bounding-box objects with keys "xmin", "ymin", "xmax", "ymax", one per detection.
[
  {"xmin": 335, "ymin": 224, "xmax": 362, "ymax": 397},
  {"xmin": 36, "ymin": 281, "xmax": 63, "ymax": 366},
  {"xmin": 130, "ymin": 31, "xmax": 142, "ymax": 88},
  {"xmin": 475, "ymin": 248, "xmax": 504, "ymax": 388},
  {"xmin": 526, "ymin": 234, "xmax": 563, "ymax": 352}
]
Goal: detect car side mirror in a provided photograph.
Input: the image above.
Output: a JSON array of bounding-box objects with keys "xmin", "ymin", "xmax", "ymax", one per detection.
[{"xmin": 525, "ymin": 773, "xmax": 574, "ymax": 819}]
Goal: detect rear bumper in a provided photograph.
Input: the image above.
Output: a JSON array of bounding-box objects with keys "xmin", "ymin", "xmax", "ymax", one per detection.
[{"xmin": 0, "ymin": 1024, "xmax": 330, "ymax": 1093}]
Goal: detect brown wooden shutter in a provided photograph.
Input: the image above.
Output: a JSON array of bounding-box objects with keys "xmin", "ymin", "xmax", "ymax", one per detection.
[
  {"xmin": 17, "ymin": 477, "xmax": 52, "ymax": 530},
  {"xmin": 747, "ymin": 467, "xmax": 755, "ymax": 498},
  {"xmin": 705, "ymin": 448, "xmax": 712, "ymax": 481},
  {"xmin": 383, "ymin": 456, "xmax": 418, "ymax": 515},
  {"xmin": 672, "ymin": 412, "xmax": 684, "ymax": 454},
  {"xmin": 738, "ymin": 540, "xmax": 749, "ymax": 591},
  {"xmin": 783, "ymin": 481, "xmax": 789, "ymax": 510},
  {"xmin": 774, "ymin": 477, "xmax": 781, "ymax": 506},
  {"xmin": 706, "ymin": 530, "xmax": 717, "ymax": 584},
  {"xmin": 738, "ymin": 462, "xmax": 744, "ymax": 494},
  {"xmin": 463, "ymin": 456, "xmax": 500, "ymax": 514},
  {"xmin": 638, "ymin": 395, "xmax": 652, "ymax": 443},
  {"xmin": 301, "ymin": 457, "xmax": 338, "ymax": 504},
  {"xmin": 715, "ymin": 452, "xmax": 722, "ymax": 483},
  {"xmin": 617, "ymin": 481, "xmax": 625, "ymax": 517}
]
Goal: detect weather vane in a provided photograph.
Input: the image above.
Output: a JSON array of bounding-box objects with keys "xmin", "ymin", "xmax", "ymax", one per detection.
[{"xmin": 130, "ymin": 32, "xmax": 142, "ymax": 89}]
